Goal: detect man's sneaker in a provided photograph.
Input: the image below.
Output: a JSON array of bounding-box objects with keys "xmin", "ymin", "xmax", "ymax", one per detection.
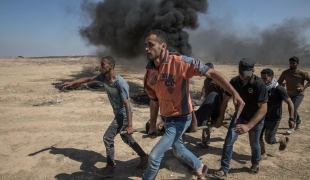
[
  {"xmin": 286, "ymin": 128, "xmax": 294, "ymax": 134},
  {"xmin": 250, "ymin": 164, "xmax": 259, "ymax": 174},
  {"xmin": 295, "ymin": 121, "xmax": 303, "ymax": 131}
]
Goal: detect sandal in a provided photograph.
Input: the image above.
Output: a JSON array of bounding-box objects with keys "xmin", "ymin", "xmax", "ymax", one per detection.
[
  {"xmin": 212, "ymin": 170, "xmax": 227, "ymax": 179},
  {"xmin": 197, "ymin": 165, "xmax": 208, "ymax": 180},
  {"xmin": 197, "ymin": 141, "xmax": 209, "ymax": 148}
]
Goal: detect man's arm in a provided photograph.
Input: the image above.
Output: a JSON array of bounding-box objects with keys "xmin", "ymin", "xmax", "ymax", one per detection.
[
  {"xmin": 277, "ymin": 72, "xmax": 285, "ymax": 86},
  {"xmin": 235, "ymin": 102, "xmax": 267, "ymax": 134},
  {"xmin": 61, "ymin": 76, "xmax": 97, "ymax": 88},
  {"xmin": 283, "ymin": 98, "xmax": 294, "ymax": 119},
  {"xmin": 216, "ymin": 94, "xmax": 231, "ymax": 128},
  {"xmin": 205, "ymin": 69, "xmax": 245, "ymax": 121},
  {"xmin": 149, "ymin": 99, "xmax": 159, "ymax": 136},
  {"xmin": 199, "ymin": 86, "xmax": 205, "ymax": 100},
  {"xmin": 123, "ymin": 98, "xmax": 134, "ymax": 134}
]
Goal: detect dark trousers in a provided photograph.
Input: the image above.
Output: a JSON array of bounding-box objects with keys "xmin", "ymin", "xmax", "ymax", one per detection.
[
  {"xmin": 195, "ymin": 92, "xmax": 221, "ymax": 142},
  {"xmin": 104, "ymin": 114, "xmax": 146, "ymax": 166},
  {"xmin": 260, "ymin": 120, "xmax": 280, "ymax": 144},
  {"xmin": 195, "ymin": 92, "xmax": 221, "ymax": 126},
  {"xmin": 290, "ymin": 94, "xmax": 304, "ymax": 123}
]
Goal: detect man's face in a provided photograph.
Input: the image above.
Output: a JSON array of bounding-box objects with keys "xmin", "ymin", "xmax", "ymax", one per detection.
[
  {"xmin": 289, "ymin": 61, "xmax": 298, "ymax": 70},
  {"xmin": 260, "ymin": 74, "xmax": 273, "ymax": 84},
  {"xmin": 100, "ymin": 58, "xmax": 112, "ymax": 74},
  {"xmin": 145, "ymin": 34, "xmax": 165, "ymax": 61}
]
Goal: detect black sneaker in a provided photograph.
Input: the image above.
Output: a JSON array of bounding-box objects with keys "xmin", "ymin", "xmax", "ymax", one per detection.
[
  {"xmin": 295, "ymin": 121, "xmax": 303, "ymax": 131},
  {"xmin": 250, "ymin": 164, "xmax": 259, "ymax": 174}
]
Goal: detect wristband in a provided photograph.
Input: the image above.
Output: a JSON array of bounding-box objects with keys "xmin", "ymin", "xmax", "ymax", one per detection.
[{"xmin": 289, "ymin": 118, "xmax": 294, "ymax": 121}]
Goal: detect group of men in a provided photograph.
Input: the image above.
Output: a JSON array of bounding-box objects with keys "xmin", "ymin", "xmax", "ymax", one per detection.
[{"xmin": 61, "ymin": 29, "xmax": 310, "ymax": 180}]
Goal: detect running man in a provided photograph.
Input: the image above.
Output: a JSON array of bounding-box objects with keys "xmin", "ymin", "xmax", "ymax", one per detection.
[
  {"xmin": 260, "ymin": 68, "xmax": 294, "ymax": 159},
  {"xmin": 278, "ymin": 56, "xmax": 310, "ymax": 133}
]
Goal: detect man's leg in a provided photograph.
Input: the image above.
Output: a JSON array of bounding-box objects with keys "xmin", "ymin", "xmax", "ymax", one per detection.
[
  {"xmin": 248, "ymin": 119, "xmax": 264, "ymax": 173},
  {"xmin": 259, "ymin": 124, "xmax": 267, "ymax": 160},
  {"xmin": 142, "ymin": 118, "xmax": 183, "ymax": 180},
  {"xmin": 290, "ymin": 95, "xmax": 304, "ymax": 130},
  {"xmin": 119, "ymin": 115, "xmax": 148, "ymax": 169},
  {"xmin": 196, "ymin": 92, "xmax": 220, "ymax": 147},
  {"xmin": 171, "ymin": 116, "xmax": 203, "ymax": 170},
  {"xmin": 264, "ymin": 121, "xmax": 289, "ymax": 150},
  {"xmin": 96, "ymin": 117, "xmax": 120, "ymax": 177},
  {"xmin": 219, "ymin": 115, "xmax": 242, "ymax": 173}
]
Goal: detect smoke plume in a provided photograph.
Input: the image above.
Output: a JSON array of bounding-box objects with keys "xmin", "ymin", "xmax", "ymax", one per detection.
[
  {"xmin": 190, "ymin": 17, "xmax": 310, "ymax": 65},
  {"xmin": 79, "ymin": 0, "xmax": 208, "ymax": 58}
]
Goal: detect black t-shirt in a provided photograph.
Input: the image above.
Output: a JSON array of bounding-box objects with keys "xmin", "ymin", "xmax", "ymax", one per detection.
[
  {"xmin": 226, "ymin": 74, "xmax": 268, "ymax": 120},
  {"xmin": 265, "ymin": 86, "xmax": 289, "ymax": 121}
]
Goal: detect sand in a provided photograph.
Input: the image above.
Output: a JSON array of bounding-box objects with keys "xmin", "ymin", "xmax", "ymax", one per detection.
[{"xmin": 0, "ymin": 57, "xmax": 309, "ymax": 180}]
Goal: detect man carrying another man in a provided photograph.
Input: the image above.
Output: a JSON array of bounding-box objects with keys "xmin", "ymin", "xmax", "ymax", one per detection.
[
  {"xmin": 213, "ymin": 59, "xmax": 268, "ymax": 179},
  {"xmin": 143, "ymin": 29, "xmax": 245, "ymax": 180}
]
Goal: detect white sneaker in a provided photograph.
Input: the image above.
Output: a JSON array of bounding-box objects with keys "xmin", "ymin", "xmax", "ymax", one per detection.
[{"xmin": 286, "ymin": 128, "xmax": 294, "ymax": 134}]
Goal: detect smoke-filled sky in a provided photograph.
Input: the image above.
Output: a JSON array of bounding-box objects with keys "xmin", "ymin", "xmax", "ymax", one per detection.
[{"xmin": 1, "ymin": 0, "xmax": 310, "ymax": 64}]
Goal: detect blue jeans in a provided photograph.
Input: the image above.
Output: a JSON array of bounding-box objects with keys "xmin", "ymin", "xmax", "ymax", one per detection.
[
  {"xmin": 220, "ymin": 115, "xmax": 264, "ymax": 173},
  {"xmin": 142, "ymin": 115, "xmax": 202, "ymax": 180}
]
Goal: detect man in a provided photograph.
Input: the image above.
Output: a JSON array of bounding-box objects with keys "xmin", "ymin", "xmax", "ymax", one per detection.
[
  {"xmin": 278, "ymin": 56, "xmax": 310, "ymax": 133},
  {"xmin": 61, "ymin": 56, "xmax": 148, "ymax": 178},
  {"xmin": 260, "ymin": 68, "xmax": 294, "ymax": 159},
  {"xmin": 143, "ymin": 29, "xmax": 245, "ymax": 180},
  {"xmin": 213, "ymin": 59, "xmax": 268, "ymax": 179},
  {"xmin": 197, "ymin": 62, "xmax": 225, "ymax": 148}
]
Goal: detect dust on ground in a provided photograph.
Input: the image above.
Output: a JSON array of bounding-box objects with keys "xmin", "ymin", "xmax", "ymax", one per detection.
[{"xmin": 0, "ymin": 57, "xmax": 309, "ymax": 180}]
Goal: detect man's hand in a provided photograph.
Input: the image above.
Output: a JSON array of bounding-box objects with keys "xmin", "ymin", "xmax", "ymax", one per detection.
[
  {"xmin": 298, "ymin": 86, "xmax": 304, "ymax": 92},
  {"xmin": 61, "ymin": 82, "xmax": 74, "ymax": 88},
  {"xmin": 148, "ymin": 126, "xmax": 158, "ymax": 139},
  {"xmin": 215, "ymin": 119, "xmax": 223, "ymax": 128},
  {"xmin": 288, "ymin": 119, "xmax": 295, "ymax": 128},
  {"xmin": 125, "ymin": 126, "xmax": 134, "ymax": 135},
  {"xmin": 232, "ymin": 95, "xmax": 245, "ymax": 123},
  {"xmin": 234, "ymin": 124, "xmax": 250, "ymax": 135}
]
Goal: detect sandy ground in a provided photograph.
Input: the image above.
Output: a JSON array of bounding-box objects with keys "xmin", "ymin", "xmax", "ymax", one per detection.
[{"xmin": 0, "ymin": 57, "xmax": 310, "ymax": 180}]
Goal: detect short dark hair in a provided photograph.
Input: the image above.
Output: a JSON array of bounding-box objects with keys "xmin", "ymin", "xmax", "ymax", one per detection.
[
  {"xmin": 102, "ymin": 56, "xmax": 115, "ymax": 69},
  {"xmin": 289, "ymin": 56, "xmax": 299, "ymax": 64},
  {"xmin": 146, "ymin": 29, "xmax": 168, "ymax": 44},
  {"xmin": 205, "ymin": 62, "xmax": 214, "ymax": 69},
  {"xmin": 261, "ymin": 68, "xmax": 274, "ymax": 77}
]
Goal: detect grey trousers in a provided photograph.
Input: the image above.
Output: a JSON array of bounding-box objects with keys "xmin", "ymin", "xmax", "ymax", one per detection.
[{"xmin": 103, "ymin": 114, "xmax": 146, "ymax": 166}]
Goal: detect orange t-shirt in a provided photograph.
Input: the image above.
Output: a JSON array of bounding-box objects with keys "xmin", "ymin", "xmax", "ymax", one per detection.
[{"xmin": 144, "ymin": 50, "xmax": 210, "ymax": 117}]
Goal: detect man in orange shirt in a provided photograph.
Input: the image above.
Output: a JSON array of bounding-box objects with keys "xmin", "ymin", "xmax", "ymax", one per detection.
[{"xmin": 142, "ymin": 29, "xmax": 245, "ymax": 180}]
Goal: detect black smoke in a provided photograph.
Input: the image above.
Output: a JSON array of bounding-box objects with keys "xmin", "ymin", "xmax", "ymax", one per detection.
[
  {"xmin": 190, "ymin": 17, "xmax": 310, "ymax": 65},
  {"xmin": 79, "ymin": 0, "xmax": 208, "ymax": 58}
]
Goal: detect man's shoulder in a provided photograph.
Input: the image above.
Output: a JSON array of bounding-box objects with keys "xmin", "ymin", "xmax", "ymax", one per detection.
[
  {"xmin": 116, "ymin": 75, "xmax": 128, "ymax": 84},
  {"xmin": 95, "ymin": 74, "xmax": 105, "ymax": 81},
  {"xmin": 281, "ymin": 69, "xmax": 291, "ymax": 74}
]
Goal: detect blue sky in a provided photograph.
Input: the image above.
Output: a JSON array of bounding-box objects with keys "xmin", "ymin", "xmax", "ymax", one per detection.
[{"xmin": 0, "ymin": 0, "xmax": 309, "ymax": 57}]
